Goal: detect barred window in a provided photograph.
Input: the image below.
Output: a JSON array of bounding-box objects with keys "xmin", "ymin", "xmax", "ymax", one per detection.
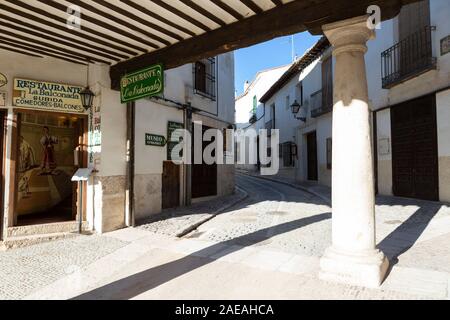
[
  {"xmin": 194, "ymin": 58, "xmax": 216, "ymax": 100},
  {"xmin": 279, "ymin": 142, "xmax": 296, "ymax": 167}
]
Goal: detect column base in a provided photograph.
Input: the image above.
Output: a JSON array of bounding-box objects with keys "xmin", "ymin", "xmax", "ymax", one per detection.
[{"xmin": 319, "ymin": 247, "xmax": 389, "ymax": 288}]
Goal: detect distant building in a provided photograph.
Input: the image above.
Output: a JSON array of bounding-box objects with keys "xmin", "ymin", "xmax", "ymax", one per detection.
[{"xmin": 257, "ymin": 0, "xmax": 450, "ymax": 202}]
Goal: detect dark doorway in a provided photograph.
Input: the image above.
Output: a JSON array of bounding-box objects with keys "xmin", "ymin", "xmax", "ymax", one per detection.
[
  {"xmin": 162, "ymin": 161, "xmax": 180, "ymax": 209},
  {"xmin": 192, "ymin": 124, "xmax": 217, "ymax": 199},
  {"xmin": 307, "ymin": 131, "xmax": 318, "ymax": 181},
  {"xmin": 391, "ymin": 94, "xmax": 439, "ymax": 201},
  {"xmin": 14, "ymin": 111, "xmax": 87, "ymax": 226}
]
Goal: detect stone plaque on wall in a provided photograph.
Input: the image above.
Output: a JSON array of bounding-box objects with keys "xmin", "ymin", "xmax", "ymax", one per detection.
[{"xmin": 378, "ymin": 138, "xmax": 391, "ymax": 156}]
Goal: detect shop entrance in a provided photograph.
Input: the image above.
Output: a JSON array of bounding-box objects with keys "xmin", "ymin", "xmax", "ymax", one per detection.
[{"xmin": 14, "ymin": 111, "xmax": 87, "ymax": 227}]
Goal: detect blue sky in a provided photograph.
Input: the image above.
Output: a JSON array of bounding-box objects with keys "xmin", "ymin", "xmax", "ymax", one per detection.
[{"xmin": 234, "ymin": 32, "xmax": 321, "ymax": 96}]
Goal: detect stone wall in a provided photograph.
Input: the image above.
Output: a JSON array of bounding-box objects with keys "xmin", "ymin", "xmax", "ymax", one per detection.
[{"xmin": 134, "ymin": 174, "xmax": 162, "ymax": 221}]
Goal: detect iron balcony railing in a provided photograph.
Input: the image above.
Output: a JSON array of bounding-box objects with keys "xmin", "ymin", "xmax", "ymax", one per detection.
[
  {"xmin": 310, "ymin": 89, "xmax": 333, "ymax": 118},
  {"xmin": 381, "ymin": 26, "xmax": 437, "ymax": 89}
]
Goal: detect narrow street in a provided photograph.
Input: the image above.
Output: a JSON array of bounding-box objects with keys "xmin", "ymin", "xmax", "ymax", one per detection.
[
  {"xmin": 186, "ymin": 174, "xmax": 332, "ymax": 257},
  {"xmin": 2, "ymin": 174, "xmax": 449, "ymax": 300}
]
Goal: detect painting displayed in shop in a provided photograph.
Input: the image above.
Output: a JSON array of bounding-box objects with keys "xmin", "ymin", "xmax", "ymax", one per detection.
[{"xmin": 17, "ymin": 113, "xmax": 79, "ymax": 218}]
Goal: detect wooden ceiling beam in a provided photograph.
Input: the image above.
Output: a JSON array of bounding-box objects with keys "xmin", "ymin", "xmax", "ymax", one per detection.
[
  {"xmin": 119, "ymin": 0, "xmax": 196, "ymax": 37},
  {"xmin": 0, "ymin": 21, "xmax": 121, "ymax": 62},
  {"xmin": 0, "ymin": 37, "xmax": 88, "ymax": 65},
  {"xmin": 240, "ymin": 0, "xmax": 264, "ymax": 14},
  {"xmin": 111, "ymin": 0, "xmax": 413, "ymax": 90},
  {"xmin": 0, "ymin": 1, "xmax": 145, "ymax": 54},
  {"xmin": 0, "ymin": 15, "xmax": 129, "ymax": 60},
  {"xmin": 210, "ymin": 0, "xmax": 245, "ymax": 20},
  {"xmin": 0, "ymin": 44, "xmax": 44, "ymax": 58},
  {"xmin": 0, "ymin": 29, "xmax": 111, "ymax": 64},
  {"xmin": 179, "ymin": 0, "xmax": 227, "ymax": 27},
  {"xmin": 150, "ymin": 0, "xmax": 211, "ymax": 32},
  {"xmin": 35, "ymin": 0, "xmax": 161, "ymax": 49}
]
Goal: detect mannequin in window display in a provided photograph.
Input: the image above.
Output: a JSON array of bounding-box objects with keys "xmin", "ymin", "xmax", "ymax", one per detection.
[{"xmin": 39, "ymin": 126, "xmax": 59, "ymax": 176}]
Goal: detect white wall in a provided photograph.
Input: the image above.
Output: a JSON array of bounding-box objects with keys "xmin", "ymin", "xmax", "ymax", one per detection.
[
  {"xmin": 235, "ymin": 65, "xmax": 289, "ymax": 125},
  {"xmin": 437, "ymin": 89, "xmax": 450, "ymax": 202}
]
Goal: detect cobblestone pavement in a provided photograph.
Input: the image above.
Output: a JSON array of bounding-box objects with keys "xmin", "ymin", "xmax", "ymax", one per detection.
[
  {"xmin": 189, "ymin": 174, "xmax": 450, "ymax": 273},
  {"xmin": 2, "ymin": 174, "xmax": 449, "ymax": 300},
  {"xmin": 137, "ymin": 188, "xmax": 248, "ymax": 237},
  {"xmin": 0, "ymin": 235, "xmax": 127, "ymax": 300},
  {"xmin": 188, "ymin": 175, "xmax": 332, "ymax": 256}
]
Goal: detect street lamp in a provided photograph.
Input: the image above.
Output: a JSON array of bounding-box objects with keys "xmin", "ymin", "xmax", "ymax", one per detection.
[
  {"xmin": 80, "ymin": 63, "xmax": 95, "ymax": 111},
  {"xmin": 291, "ymin": 100, "xmax": 306, "ymax": 122},
  {"xmin": 80, "ymin": 86, "xmax": 95, "ymax": 111}
]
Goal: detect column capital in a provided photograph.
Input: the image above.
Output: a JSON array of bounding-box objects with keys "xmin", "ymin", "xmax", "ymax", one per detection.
[{"xmin": 323, "ymin": 15, "xmax": 375, "ymax": 56}]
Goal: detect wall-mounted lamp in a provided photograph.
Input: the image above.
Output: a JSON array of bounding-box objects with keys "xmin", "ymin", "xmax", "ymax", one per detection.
[
  {"xmin": 291, "ymin": 100, "xmax": 306, "ymax": 122},
  {"xmin": 80, "ymin": 86, "xmax": 95, "ymax": 111},
  {"xmin": 80, "ymin": 63, "xmax": 95, "ymax": 111}
]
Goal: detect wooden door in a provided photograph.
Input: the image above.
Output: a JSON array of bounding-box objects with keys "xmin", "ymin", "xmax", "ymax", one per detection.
[
  {"xmin": 391, "ymin": 94, "xmax": 438, "ymax": 201},
  {"xmin": 399, "ymin": 0, "xmax": 430, "ymax": 40},
  {"xmin": 307, "ymin": 132, "xmax": 318, "ymax": 181},
  {"xmin": 192, "ymin": 124, "xmax": 217, "ymax": 199},
  {"xmin": 162, "ymin": 161, "xmax": 180, "ymax": 209}
]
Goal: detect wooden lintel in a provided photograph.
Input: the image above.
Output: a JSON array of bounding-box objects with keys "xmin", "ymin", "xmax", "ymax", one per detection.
[{"xmin": 110, "ymin": 0, "xmax": 417, "ymax": 90}]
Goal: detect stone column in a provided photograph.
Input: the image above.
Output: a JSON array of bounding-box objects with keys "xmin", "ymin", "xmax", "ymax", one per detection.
[{"xmin": 319, "ymin": 16, "xmax": 389, "ymax": 288}]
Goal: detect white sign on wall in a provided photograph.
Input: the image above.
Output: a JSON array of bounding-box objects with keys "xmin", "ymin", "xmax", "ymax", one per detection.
[
  {"xmin": 13, "ymin": 78, "xmax": 84, "ymax": 114},
  {"xmin": 378, "ymin": 138, "xmax": 391, "ymax": 156},
  {"xmin": 0, "ymin": 91, "xmax": 6, "ymax": 107}
]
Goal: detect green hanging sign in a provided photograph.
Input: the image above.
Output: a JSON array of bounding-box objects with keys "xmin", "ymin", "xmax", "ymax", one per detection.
[
  {"xmin": 145, "ymin": 133, "xmax": 166, "ymax": 147},
  {"xmin": 120, "ymin": 64, "xmax": 164, "ymax": 103}
]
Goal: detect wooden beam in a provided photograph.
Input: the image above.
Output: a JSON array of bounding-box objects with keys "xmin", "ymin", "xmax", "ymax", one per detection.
[
  {"xmin": 0, "ymin": 15, "xmax": 129, "ymax": 60},
  {"xmin": 150, "ymin": 0, "xmax": 211, "ymax": 32},
  {"xmin": 119, "ymin": 0, "xmax": 197, "ymax": 37},
  {"xmin": 0, "ymin": 37, "xmax": 87, "ymax": 65},
  {"xmin": 210, "ymin": 0, "xmax": 245, "ymax": 20},
  {"xmin": 0, "ymin": 21, "xmax": 121, "ymax": 62},
  {"xmin": 111, "ymin": 0, "xmax": 412, "ymax": 89},
  {"xmin": 88, "ymin": 0, "xmax": 184, "ymax": 42},
  {"xmin": 240, "ymin": 0, "xmax": 264, "ymax": 14},
  {"xmin": 0, "ymin": 44, "xmax": 43, "ymax": 58},
  {"xmin": 1, "ymin": 1, "xmax": 145, "ymax": 54},
  {"xmin": 179, "ymin": 0, "xmax": 227, "ymax": 27},
  {"xmin": 35, "ymin": 0, "xmax": 161, "ymax": 49}
]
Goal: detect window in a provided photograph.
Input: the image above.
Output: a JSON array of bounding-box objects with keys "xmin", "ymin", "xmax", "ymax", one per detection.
[
  {"xmin": 285, "ymin": 95, "xmax": 290, "ymax": 110},
  {"xmin": 322, "ymin": 57, "xmax": 333, "ymax": 110},
  {"xmin": 326, "ymin": 138, "xmax": 332, "ymax": 170},
  {"xmin": 280, "ymin": 142, "xmax": 295, "ymax": 167},
  {"xmin": 194, "ymin": 58, "xmax": 216, "ymax": 100},
  {"xmin": 270, "ymin": 104, "xmax": 275, "ymax": 126},
  {"xmin": 296, "ymin": 82, "xmax": 303, "ymax": 106}
]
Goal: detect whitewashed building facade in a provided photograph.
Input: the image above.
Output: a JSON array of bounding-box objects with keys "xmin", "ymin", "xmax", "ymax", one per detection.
[
  {"xmin": 0, "ymin": 49, "xmax": 235, "ymax": 246},
  {"xmin": 257, "ymin": 0, "xmax": 450, "ymax": 202}
]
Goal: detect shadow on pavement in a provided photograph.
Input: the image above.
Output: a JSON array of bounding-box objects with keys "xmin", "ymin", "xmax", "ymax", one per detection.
[{"xmin": 73, "ymin": 212, "xmax": 331, "ymax": 300}]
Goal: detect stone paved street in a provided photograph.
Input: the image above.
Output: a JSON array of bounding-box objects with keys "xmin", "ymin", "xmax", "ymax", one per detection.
[
  {"xmin": 0, "ymin": 235, "xmax": 127, "ymax": 300},
  {"xmin": 1, "ymin": 173, "xmax": 449, "ymax": 300}
]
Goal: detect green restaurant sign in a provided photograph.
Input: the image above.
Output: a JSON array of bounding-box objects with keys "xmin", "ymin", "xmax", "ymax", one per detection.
[
  {"xmin": 120, "ymin": 64, "xmax": 164, "ymax": 103},
  {"xmin": 145, "ymin": 133, "xmax": 166, "ymax": 147}
]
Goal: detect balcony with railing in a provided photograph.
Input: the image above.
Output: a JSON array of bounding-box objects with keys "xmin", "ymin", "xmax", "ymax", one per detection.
[
  {"xmin": 310, "ymin": 89, "xmax": 333, "ymax": 118},
  {"xmin": 381, "ymin": 26, "xmax": 437, "ymax": 89}
]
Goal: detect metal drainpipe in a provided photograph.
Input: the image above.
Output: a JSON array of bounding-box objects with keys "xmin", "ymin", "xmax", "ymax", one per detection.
[
  {"xmin": 185, "ymin": 103, "xmax": 193, "ymax": 206},
  {"xmin": 126, "ymin": 101, "xmax": 136, "ymax": 227}
]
